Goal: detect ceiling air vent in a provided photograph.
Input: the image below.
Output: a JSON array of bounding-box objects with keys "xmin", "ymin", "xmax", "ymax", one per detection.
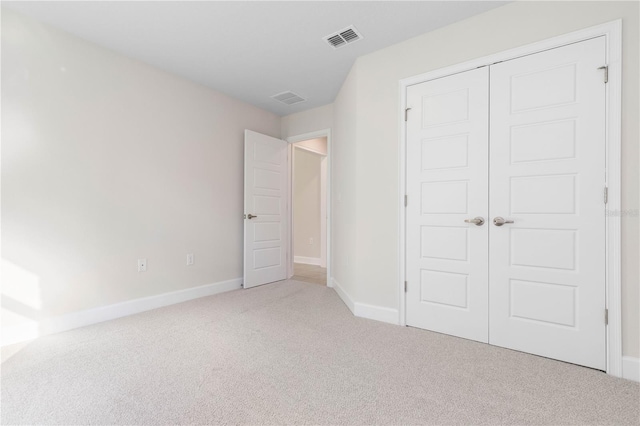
[
  {"xmin": 271, "ymin": 91, "xmax": 306, "ymax": 105},
  {"xmin": 323, "ymin": 25, "xmax": 363, "ymax": 49}
]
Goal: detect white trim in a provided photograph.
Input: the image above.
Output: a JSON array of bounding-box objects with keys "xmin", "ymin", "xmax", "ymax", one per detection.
[
  {"xmin": 320, "ymin": 156, "xmax": 328, "ymax": 268},
  {"xmin": 622, "ymin": 356, "xmax": 640, "ymax": 382},
  {"xmin": 602, "ymin": 20, "xmax": 623, "ymax": 378},
  {"xmin": 287, "ymin": 143, "xmax": 294, "ymax": 279},
  {"xmin": 294, "ymin": 256, "xmax": 321, "ymax": 266},
  {"xmin": 1, "ymin": 278, "xmax": 242, "ymax": 347},
  {"xmin": 399, "ymin": 80, "xmax": 408, "ymax": 327},
  {"xmin": 399, "ymin": 20, "xmax": 622, "ymax": 376},
  {"xmin": 286, "ymin": 129, "xmax": 331, "ymax": 146},
  {"xmin": 331, "ymin": 277, "xmax": 355, "ymax": 314},
  {"xmin": 354, "ymin": 303, "xmax": 400, "ymax": 325},
  {"xmin": 287, "ymin": 129, "xmax": 332, "ymax": 289},
  {"xmin": 332, "ymin": 278, "xmax": 399, "ymax": 324}
]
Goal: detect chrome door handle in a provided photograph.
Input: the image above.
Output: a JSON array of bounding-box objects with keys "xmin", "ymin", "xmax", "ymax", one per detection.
[
  {"xmin": 464, "ymin": 217, "xmax": 485, "ymax": 226},
  {"xmin": 493, "ymin": 216, "xmax": 514, "ymax": 226},
  {"xmin": 246, "ymin": 214, "xmax": 258, "ymax": 219}
]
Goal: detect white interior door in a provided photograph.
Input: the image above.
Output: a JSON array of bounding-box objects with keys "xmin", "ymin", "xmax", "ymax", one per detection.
[
  {"xmin": 405, "ymin": 67, "xmax": 489, "ymax": 343},
  {"xmin": 244, "ymin": 130, "xmax": 288, "ymax": 288},
  {"xmin": 488, "ymin": 37, "xmax": 607, "ymax": 369}
]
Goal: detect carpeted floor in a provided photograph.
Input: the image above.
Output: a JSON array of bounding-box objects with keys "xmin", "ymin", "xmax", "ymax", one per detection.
[{"xmin": 1, "ymin": 280, "xmax": 638, "ymax": 425}]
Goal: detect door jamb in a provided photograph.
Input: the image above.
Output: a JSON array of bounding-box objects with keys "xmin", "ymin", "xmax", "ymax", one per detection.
[
  {"xmin": 286, "ymin": 129, "xmax": 332, "ymax": 287},
  {"xmin": 398, "ymin": 20, "xmax": 622, "ymax": 377}
]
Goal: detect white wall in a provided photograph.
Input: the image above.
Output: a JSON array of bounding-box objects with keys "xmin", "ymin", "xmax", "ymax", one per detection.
[
  {"xmin": 281, "ymin": 104, "xmax": 333, "ymax": 140},
  {"xmin": 331, "ymin": 1, "xmax": 639, "ymax": 357},
  {"xmin": 1, "ymin": 10, "xmax": 281, "ymax": 335},
  {"xmin": 293, "ymin": 147, "xmax": 324, "ymax": 261},
  {"xmin": 330, "ymin": 64, "xmax": 360, "ymax": 300}
]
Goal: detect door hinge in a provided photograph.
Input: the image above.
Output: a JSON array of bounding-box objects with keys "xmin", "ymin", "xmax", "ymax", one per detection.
[
  {"xmin": 604, "ymin": 186, "xmax": 608, "ymax": 204},
  {"xmin": 605, "ymin": 308, "xmax": 609, "ymax": 325},
  {"xmin": 404, "ymin": 195, "xmax": 408, "ymax": 207},
  {"xmin": 405, "ymin": 107, "xmax": 412, "ymax": 122},
  {"xmin": 404, "ymin": 281, "xmax": 408, "ymax": 292},
  {"xmin": 598, "ymin": 65, "xmax": 609, "ymax": 83}
]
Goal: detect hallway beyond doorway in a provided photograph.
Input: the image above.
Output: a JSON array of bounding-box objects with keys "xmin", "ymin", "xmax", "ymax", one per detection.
[{"xmin": 292, "ymin": 263, "xmax": 327, "ymax": 286}]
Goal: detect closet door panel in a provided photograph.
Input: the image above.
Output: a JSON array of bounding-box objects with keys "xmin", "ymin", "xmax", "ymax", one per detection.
[
  {"xmin": 489, "ymin": 37, "xmax": 607, "ymax": 370},
  {"xmin": 406, "ymin": 67, "xmax": 489, "ymax": 343}
]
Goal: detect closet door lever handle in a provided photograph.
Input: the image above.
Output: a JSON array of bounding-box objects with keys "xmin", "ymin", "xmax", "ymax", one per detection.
[
  {"xmin": 493, "ymin": 217, "xmax": 514, "ymax": 226},
  {"xmin": 464, "ymin": 217, "xmax": 485, "ymax": 226}
]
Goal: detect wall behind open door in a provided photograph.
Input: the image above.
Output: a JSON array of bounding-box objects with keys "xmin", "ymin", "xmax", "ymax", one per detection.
[{"xmin": 293, "ymin": 147, "xmax": 323, "ymax": 265}]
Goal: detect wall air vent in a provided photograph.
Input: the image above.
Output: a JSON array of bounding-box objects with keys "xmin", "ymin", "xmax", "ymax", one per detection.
[
  {"xmin": 271, "ymin": 91, "xmax": 306, "ymax": 105},
  {"xmin": 323, "ymin": 25, "xmax": 363, "ymax": 49}
]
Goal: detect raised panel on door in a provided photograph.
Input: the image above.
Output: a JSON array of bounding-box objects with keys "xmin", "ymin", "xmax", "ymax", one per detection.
[
  {"xmin": 406, "ymin": 67, "xmax": 489, "ymax": 343},
  {"xmin": 244, "ymin": 130, "xmax": 288, "ymax": 288},
  {"xmin": 489, "ymin": 37, "xmax": 606, "ymax": 370}
]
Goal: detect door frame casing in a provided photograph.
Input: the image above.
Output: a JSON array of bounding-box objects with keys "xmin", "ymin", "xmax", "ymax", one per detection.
[
  {"xmin": 286, "ymin": 129, "xmax": 332, "ymax": 287},
  {"xmin": 398, "ymin": 20, "xmax": 622, "ymax": 376}
]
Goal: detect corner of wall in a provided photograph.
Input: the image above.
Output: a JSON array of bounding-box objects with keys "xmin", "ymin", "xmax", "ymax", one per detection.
[{"xmin": 623, "ymin": 356, "xmax": 640, "ymax": 382}]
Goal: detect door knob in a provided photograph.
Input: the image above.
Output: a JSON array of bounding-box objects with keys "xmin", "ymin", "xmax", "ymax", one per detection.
[
  {"xmin": 246, "ymin": 214, "xmax": 258, "ymax": 219},
  {"xmin": 493, "ymin": 216, "xmax": 514, "ymax": 226},
  {"xmin": 464, "ymin": 217, "xmax": 485, "ymax": 226}
]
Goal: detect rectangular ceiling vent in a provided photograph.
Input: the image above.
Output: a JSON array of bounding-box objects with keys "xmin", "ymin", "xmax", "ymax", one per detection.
[
  {"xmin": 271, "ymin": 91, "xmax": 306, "ymax": 105},
  {"xmin": 323, "ymin": 25, "xmax": 363, "ymax": 49}
]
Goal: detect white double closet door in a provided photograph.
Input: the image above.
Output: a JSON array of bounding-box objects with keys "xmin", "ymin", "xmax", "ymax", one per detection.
[{"xmin": 406, "ymin": 37, "xmax": 607, "ymax": 370}]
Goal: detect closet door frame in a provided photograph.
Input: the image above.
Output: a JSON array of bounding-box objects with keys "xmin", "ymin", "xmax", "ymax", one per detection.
[{"xmin": 398, "ymin": 20, "xmax": 622, "ymax": 377}]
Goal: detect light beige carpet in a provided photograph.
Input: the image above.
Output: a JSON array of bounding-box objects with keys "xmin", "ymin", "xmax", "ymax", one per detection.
[{"xmin": 1, "ymin": 280, "xmax": 638, "ymax": 425}]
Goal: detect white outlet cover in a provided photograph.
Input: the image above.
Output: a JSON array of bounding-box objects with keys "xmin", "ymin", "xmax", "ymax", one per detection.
[
  {"xmin": 138, "ymin": 259, "xmax": 147, "ymax": 272},
  {"xmin": 187, "ymin": 254, "xmax": 194, "ymax": 265}
]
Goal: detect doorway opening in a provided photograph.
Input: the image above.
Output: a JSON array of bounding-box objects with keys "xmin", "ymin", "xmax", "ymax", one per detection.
[{"xmin": 287, "ymin": 131, "xmax": 330, "ymax": 287}]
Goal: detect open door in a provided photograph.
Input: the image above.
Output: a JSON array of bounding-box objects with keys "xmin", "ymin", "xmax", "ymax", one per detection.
[{"xmin": 243, "ymin": 130, "xmax": 288, "ymax": 288}]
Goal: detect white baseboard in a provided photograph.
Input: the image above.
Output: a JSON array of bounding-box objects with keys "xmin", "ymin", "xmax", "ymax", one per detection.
[
  {"xmin": 1, "ymin": 278, "xmax": 242, "ymax": 347},
  {"xmin": 354, "ymin": 302, "xmax": 400, "ymax": 325},
  {"xmin": 331, "ymin": 277, "xmax": 355, "ymax": 314},
  {"xmin": 622, "ymin": 356, "xmax": 640, "ymax": 382},
  {"xmin": 326, "ymin": 274, "xmax": 333, "ymax": 288},
  {"xmin": 294, "ymin": 256, "xmax": 321, "ymax": 266},
  {"xmin": 330, "ymin": 278, "xmax": 399, "ymax": 325}
]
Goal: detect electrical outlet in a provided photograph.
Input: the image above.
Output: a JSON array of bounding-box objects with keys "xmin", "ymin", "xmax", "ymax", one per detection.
[
  {"xmin": 187, "ymin": 253, "xmax": 194, "ymax": 266},
  {"xmin": 138, "ymin": 259, "xmax": 147, "ymax": 272},
  {"xmin": 309, "ymin": 237, "xmax": 314, "ymax": 245}
]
